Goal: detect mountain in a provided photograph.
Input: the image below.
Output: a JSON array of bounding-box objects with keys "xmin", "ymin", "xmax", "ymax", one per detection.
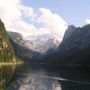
[
  {"xmin": 44, "ymin": 24, "xmax": 90, "ymax": 65},
  {"xmin": 7, "ymin": 21, "xmax": 90, "ymax": 65},
  {"xmin": 8, "ymin": 31, "xmax": 34, "ymax": 61},
  {"xmin": 8, "ymin": 31, "xmax": 44, "ymax": 61},
  {"xmin": 25, "ymin": 34, "xmax": 60, "ymax": 54},
  {"xmin": 45, "ymin": 44, "xmax": 90, "ymax": 65},
  {"xmin": 58, "ymin": 24, "xmax": 90, "ymax": 52},
  {"xmin": 8, "ymin": 31, "xmax": 27, "ymax": 48},
  {"xmin": 0, "ymin": 19, "xmax": 16, "ymax": 62},
  {"xmin": 8, "ymin": 32, "xmax": 59, "ymax": 54}
]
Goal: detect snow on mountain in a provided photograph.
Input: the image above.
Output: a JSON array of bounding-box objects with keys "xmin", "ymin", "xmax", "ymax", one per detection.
[{"xmin": 24, "ymin": 34, "xmax": 60, "ymax": 54}]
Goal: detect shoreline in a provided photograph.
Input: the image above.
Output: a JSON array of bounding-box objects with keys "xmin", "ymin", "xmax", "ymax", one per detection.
[{"xmin": 0, "ymin": 62, "xmax": 23, "ymax": 66}]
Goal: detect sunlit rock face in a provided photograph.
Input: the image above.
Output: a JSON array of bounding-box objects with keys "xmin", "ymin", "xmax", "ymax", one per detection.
[
  {"xmin": 8, "ymin": 31, "xmax": 33, "ymax": 60},
  {"xmin": 59, "ymin": 24, "xmax": 90, "ymax": 52},
  {"xmin": 8, "ymin": 31, "xmax": 27, "ymax": 47},
  {"xmin": 0, "ymin": 20, "xmax": 15, "ymax": 62}
]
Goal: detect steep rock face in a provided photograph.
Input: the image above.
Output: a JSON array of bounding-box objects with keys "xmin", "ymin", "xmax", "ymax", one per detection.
[
  {"xmin": 62, "ymin": 25, "xmax": 76, "ymax": 41},
  {"xmin": 59, "ymin": 24, "xmax": 90, "ymax": 52},
  {"xmin": 0, "ymin": 20, "xmax": 15, "ymax": 62},
  {"xmin": 8, "ymin": 31, "xmax": 26, "ymax": 47},
  {"xmin": 8, "ymin": 32, "xmax": 33, "ymax": 60}
]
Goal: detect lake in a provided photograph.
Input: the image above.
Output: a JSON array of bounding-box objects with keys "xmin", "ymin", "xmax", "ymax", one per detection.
[{"xmin": 0, "ymin": 64, "xmax": 90, "ymax": 90}]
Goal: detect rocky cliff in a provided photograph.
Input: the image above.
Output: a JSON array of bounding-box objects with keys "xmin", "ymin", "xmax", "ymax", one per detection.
[{"xmin": 0, "ymin": 20, "xmax": 15, "ymax": 62}]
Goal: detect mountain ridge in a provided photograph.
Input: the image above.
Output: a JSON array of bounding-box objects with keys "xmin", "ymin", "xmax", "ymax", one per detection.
[
  {"xmin": 44, "ymin": 24, "xmax": 90, "ymax": 65},
  {"xmin": 58, "ymin": 24, "xmax": 90, "ymax": 52}
]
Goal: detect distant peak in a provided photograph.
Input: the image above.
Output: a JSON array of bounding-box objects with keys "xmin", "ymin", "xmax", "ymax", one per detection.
[
  {"xmin": 65, "ymin": 25, "xmax": 76, "ymax": 34},
  {"xmin": 68, "ymin": 25, "xmax": 76, "ymax": 29}
]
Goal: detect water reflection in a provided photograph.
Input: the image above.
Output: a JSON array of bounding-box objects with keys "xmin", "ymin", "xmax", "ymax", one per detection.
[
  {"xmin": 3, "ymin": 64, "xmax": 90, "ymax": 90},
  {"xmin": 0, "ymin": 65, "xmax": 16, "ymax": 90},
  {"xmin": 7, "ymin": 65, "xmax": 62, "ymax": 90},
  {"xmin": 17, "ymin": 74, "xmax": 61, "ymax": 90}
]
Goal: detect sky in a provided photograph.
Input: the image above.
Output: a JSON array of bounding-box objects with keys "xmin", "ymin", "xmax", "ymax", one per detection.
[
  {"xmin": 0, "ymin": 0, "xmax": 90, "ymax": 41},
  {"xmin": 22, "ymin": 0, "xmax": 90, "ymax": 26}
]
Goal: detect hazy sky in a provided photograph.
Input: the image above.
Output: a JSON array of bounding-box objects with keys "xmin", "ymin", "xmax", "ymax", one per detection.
[{"xmin": 0, "ymin": 0, "xmax": 90, "ymax": 41}]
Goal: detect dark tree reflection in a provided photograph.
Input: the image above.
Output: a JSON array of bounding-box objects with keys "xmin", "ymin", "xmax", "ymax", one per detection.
[{"xmin": 0, "ymin": 65, "xmax": 16, "ymax": 90}]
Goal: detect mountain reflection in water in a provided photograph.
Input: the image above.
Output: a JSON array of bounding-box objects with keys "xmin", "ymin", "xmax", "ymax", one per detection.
[
  {"xmin": 1, "ymin": 64, "xmax": 90, "ymax": 90},
  {"xmin": 7, "ymin": 64, "xmax": 62, "ymax": 90}
]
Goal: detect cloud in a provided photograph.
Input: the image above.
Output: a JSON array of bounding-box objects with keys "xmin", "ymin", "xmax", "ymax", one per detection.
[
  {"xmin": 0, "ymin": 0, "xmax": 36, "ymax": 36},
  {"xmin": 34, "ymin": 8, "xmax": 67, "ymax": 41},
  {"xmin": 0, "ymin": 0, "xmax": 67, "ymax": 41},
  {"xmin": 86, "ymin": 20, "xmax": 90, "ymax": 24},
  {"xmin": 19, "ymin": 5, "xmax": 35, "ymax": 17}
]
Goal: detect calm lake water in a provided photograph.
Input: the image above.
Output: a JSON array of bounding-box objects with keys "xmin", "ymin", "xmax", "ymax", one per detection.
[{"xmin": 0, "ymin": 64, "xmax": 90, "ymax": 90}]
